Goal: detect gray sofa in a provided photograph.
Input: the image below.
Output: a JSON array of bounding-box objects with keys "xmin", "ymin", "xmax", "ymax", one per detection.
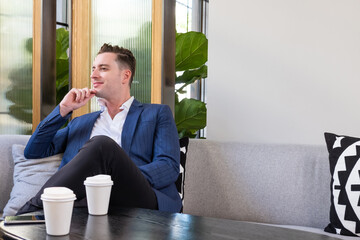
[
  {"xmin": 0, "ymin": 135, "xmax": 356, "ymax": 239},
  {"xmin": 183, "ymin": 139, "xmax": 356, "ymax": 239}
]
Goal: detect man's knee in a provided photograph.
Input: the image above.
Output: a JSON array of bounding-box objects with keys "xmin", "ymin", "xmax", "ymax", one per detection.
[
  {"xmin": 82, "ymin": 135, "xmax": 131, "ymax": 164},
  {"xmin": 89, "ymin": 135, "xmax": 118, "ymax": 149},
  {"xmin": 78, "ymin": 136, "xmax": 120, "ymax": 164}
]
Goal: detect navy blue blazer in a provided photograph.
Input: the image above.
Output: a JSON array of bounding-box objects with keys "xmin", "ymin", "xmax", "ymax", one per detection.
[{"xmin": 24, "ymin": 99, "xmax": 182, "ymax": 212}]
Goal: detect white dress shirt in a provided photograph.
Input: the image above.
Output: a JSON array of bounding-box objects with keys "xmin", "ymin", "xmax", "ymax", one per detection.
[{"xmin": 90, "ymin": 96, "xmax": 134, "ymax": 147}]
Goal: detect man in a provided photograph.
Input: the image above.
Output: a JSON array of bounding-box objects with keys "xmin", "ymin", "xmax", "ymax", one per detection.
[{"xmin": 17, "ymin": 43, "xmax": 181, "ymax": 214}]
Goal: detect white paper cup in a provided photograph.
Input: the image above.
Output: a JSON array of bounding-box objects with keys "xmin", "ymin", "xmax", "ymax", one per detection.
[
  {"xmin": 41, "ymin": 187, "xmax": 76, "ymax": 236},
  {"xmin": 84, "ymin": 174, "xmax": 113, "ymax": 215}
]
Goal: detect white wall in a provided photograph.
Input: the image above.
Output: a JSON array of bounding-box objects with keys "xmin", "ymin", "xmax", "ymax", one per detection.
[{"xmin": 207, "ymin": 0, "xmax": 360, "ymax": 145}]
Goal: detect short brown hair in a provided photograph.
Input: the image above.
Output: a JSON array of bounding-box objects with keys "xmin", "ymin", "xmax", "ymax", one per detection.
[{"xmin": 97, "ymin": 43, "xmax": 136, "ymax": 87}]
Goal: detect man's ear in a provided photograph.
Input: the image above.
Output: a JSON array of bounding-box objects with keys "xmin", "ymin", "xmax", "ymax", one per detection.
[{"xmin": 121, "ymin": 69, "xmax": 132, "ymax": 85}]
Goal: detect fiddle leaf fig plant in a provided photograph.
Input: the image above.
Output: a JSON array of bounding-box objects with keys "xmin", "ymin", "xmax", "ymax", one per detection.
[{"xmin": 175, "ymin": 31, "xmax": 208, "ymax": 138}]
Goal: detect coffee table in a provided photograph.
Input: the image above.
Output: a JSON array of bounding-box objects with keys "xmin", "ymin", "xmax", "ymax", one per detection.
[{"xmin": 0, "ymin": 207, "xmax": 344, "ymax": 240}]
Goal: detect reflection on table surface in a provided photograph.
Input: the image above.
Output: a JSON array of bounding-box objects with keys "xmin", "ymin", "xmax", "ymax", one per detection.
[{"xmin": 0, "ymin": 207, "xmax": 345, "ymax": 240}]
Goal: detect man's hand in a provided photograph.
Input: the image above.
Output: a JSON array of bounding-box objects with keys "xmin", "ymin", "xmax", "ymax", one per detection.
[{"xmin": 59, "ymin": 88, "xmax": 97, "ymax": 117}]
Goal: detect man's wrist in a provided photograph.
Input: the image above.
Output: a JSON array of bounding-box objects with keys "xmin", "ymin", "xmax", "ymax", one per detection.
[{"xmin": 59, "ymin": 105, "xmax": 72, "ymax": 117}]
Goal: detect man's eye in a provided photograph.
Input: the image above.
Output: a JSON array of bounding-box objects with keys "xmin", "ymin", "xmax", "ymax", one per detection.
[{"xmin": 100, "ymin": 68, "xmax": 107, "ymax": 71}]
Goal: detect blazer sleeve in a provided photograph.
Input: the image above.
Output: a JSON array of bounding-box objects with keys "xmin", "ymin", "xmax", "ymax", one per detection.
[
  {"xmin": 138, "ymin": 105, "xmax": 180, "ymax": 189},
  {"xmin": 24, "ymin": 105, "xmax": 71, "ymax": 159}
]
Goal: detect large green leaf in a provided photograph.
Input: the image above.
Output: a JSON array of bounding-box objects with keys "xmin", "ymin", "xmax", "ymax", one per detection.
[
  {"xmin": 56, "ymin": 28, "xmax": 69, "ymax": 59},
  {"xmin": 176, "ymin": 65, "xmax": 207, "ymax": 93},
  {"xmin": 176, "ymin": 31, "xmax": 208, "ymax": 71},
  {"xmin": 56, "ymin": 58, "xmax": 69, "ymax": 83},
  {"xmin": 175, "ymin": 98, "xmax": 206, "ymax": 134}
]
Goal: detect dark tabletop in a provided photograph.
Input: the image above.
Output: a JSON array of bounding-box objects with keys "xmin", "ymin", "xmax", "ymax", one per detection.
[{"xmin": 0, "ymin": 207, "xmax": 344, "ymax": 240}]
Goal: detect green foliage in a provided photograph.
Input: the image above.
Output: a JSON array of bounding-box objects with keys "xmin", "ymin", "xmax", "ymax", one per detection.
[
  {"xmin": 56, "ymin": 28, "xmax": 69, "ymax": 59},
  {"xmin": 175, "ymin": 98, "xmax": 207, "ymax": 139},
  {"xmin": 175, "ymin": 32, "xmax": 208, "ymax": 71},
  {"xmin": 175, "ymin": 31, "xmax": 208, "ymax": 138},
  {"xmin": 176, "ymin": 65, "xmax": 207, "ymax": 93},
  {"xmin": 55, "ymin": 28, "xmax": 70, "ymax": 104}
]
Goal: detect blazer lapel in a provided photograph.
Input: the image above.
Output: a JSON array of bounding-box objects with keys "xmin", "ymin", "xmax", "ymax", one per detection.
[
  {"xmin": 78, "ymin": 111, "xmax": 101, "ymax": 147},
  {"xmin": 122, "ymin": 99, "xmax": 143, "ymax": 154}
]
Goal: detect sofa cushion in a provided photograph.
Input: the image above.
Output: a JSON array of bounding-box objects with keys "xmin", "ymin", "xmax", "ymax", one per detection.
[
  {"xmin": 324, "ymin": 132, "xmax": 360, "ymax": 237},
  {"xmin": 2, "ymin": 144, "xmax": 61, "ymax": 217},
  {"xmin": 183, "ymin": 139, "xmax": 330, "ymax": 228},
  {"xmin": 0, "ymin": 135, "xmax": 30, "ymax": 214}
]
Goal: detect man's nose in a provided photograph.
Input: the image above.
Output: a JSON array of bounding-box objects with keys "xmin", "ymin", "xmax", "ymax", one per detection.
[{"xmin": 90, "ymin": 69, "xmax": 99, "ymax": 78}]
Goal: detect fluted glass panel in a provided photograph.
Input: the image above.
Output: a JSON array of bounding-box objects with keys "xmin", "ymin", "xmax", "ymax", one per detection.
[
  {"xmin": 0, "ymin": 0, "xmax": 33, "ymax": 134},
  {"xmin": 91, "ymin": 0, "xmax": 152, "ymax": 110}
]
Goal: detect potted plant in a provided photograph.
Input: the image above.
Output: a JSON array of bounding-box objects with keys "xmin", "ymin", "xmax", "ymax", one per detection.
[{"xmin": 175, "ymin": 31, "xmax": 208, "ymax": 138}]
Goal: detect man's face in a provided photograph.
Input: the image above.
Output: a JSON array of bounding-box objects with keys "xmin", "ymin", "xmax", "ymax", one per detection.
[{"xmin": 90, "ymin": 52, "xmax": 130, "ymax": 99}]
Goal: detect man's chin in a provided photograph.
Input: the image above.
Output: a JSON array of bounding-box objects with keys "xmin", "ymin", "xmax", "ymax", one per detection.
[{"xmin": 94, "ymin": 91, "xmax": 102, "ymax": 98}]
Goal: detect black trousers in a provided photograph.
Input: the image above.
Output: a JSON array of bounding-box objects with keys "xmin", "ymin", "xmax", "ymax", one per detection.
[{"xmin": 17, "ymin": 136, "xmax": 158, "ymax": 215}]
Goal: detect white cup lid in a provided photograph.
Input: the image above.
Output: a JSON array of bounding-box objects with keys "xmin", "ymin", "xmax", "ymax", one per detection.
[
  {"xmin": 41, "ymin": 187, "xmax": 76, "ymax": 201},
  {"xmin": 84, "ymin": 174, "xmax": 113, "ymax": 186}
]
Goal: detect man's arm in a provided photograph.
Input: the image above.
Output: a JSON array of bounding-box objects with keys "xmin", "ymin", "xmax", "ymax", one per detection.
[
  {"xmin": 24, "ymin": 88, "xmax": 96, "ymax": 159},
  {"xmin": 138, "ymin": 105, "xmax": 180, "ymax": 189},
  {"xmin": 24, "ymin": 105, "xmax": 71, "ymax": 159}
]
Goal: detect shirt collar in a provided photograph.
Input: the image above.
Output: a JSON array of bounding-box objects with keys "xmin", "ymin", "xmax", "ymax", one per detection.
[
  {"xmin": 121, "ymin": 96, "xmax": 134, "ymax": 111},
  {"xmin": 97, "ymin": 96, "xmax": 134, "ymax": 112}
]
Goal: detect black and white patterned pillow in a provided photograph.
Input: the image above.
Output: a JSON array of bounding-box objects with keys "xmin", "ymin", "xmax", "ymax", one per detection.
[
  {"xmin": 324, "ymin": 132, "xmax": 360, "ymax": 237},
  {"xmin": 176, "ymin": 137, "xmax": 189, "ymax": 204}
]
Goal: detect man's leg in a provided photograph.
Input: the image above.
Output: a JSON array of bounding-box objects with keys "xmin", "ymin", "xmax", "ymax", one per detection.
[{"xmin": 17, "ymin": 136, "xmax": 157, "ymax": 215}]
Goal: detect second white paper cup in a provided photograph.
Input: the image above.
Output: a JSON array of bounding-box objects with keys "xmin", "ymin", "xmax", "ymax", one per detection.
[
  {"xmin": 84, "ymin": 174, "xmax": 113, "ymax": 215},
  {"xmin": 41, "ymin": 187, "xmax": 76, "ymax": 236}
]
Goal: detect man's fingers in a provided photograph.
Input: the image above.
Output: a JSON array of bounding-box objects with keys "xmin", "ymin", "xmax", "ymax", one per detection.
[
  {"xmin": 60, "ymin": 88, "xmax": 95, "ymax": 117},
  {"xmin": 69, "ymin": 88, "xmax": 95, "ymax": 104},
  {"xmin": 85, "ymin": 88, "xmax": 90, "ymax": 98},
  {"xmin": 79, "ymin": 89, "xmax": 87, "ymax": 102},
  {"xmin": 83, "ymin": 88, "xmax": 96, "ymax": 100},
  {"xmin": 74, "ymin": 88, "xmax": 85, "ymax": 102},
  {"xmin": 79, "ymin": 88, "xmax": 95, "ymax": 100},
  {"xmin": 71, "ymin": 88, "xmax": 79, "ymax": 102}
]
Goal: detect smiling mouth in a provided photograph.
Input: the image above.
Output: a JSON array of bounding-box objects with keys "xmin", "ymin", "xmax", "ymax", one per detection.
[{"xmin": 93, "ymin": 82, "xmax": 103, "ymax": 88}]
